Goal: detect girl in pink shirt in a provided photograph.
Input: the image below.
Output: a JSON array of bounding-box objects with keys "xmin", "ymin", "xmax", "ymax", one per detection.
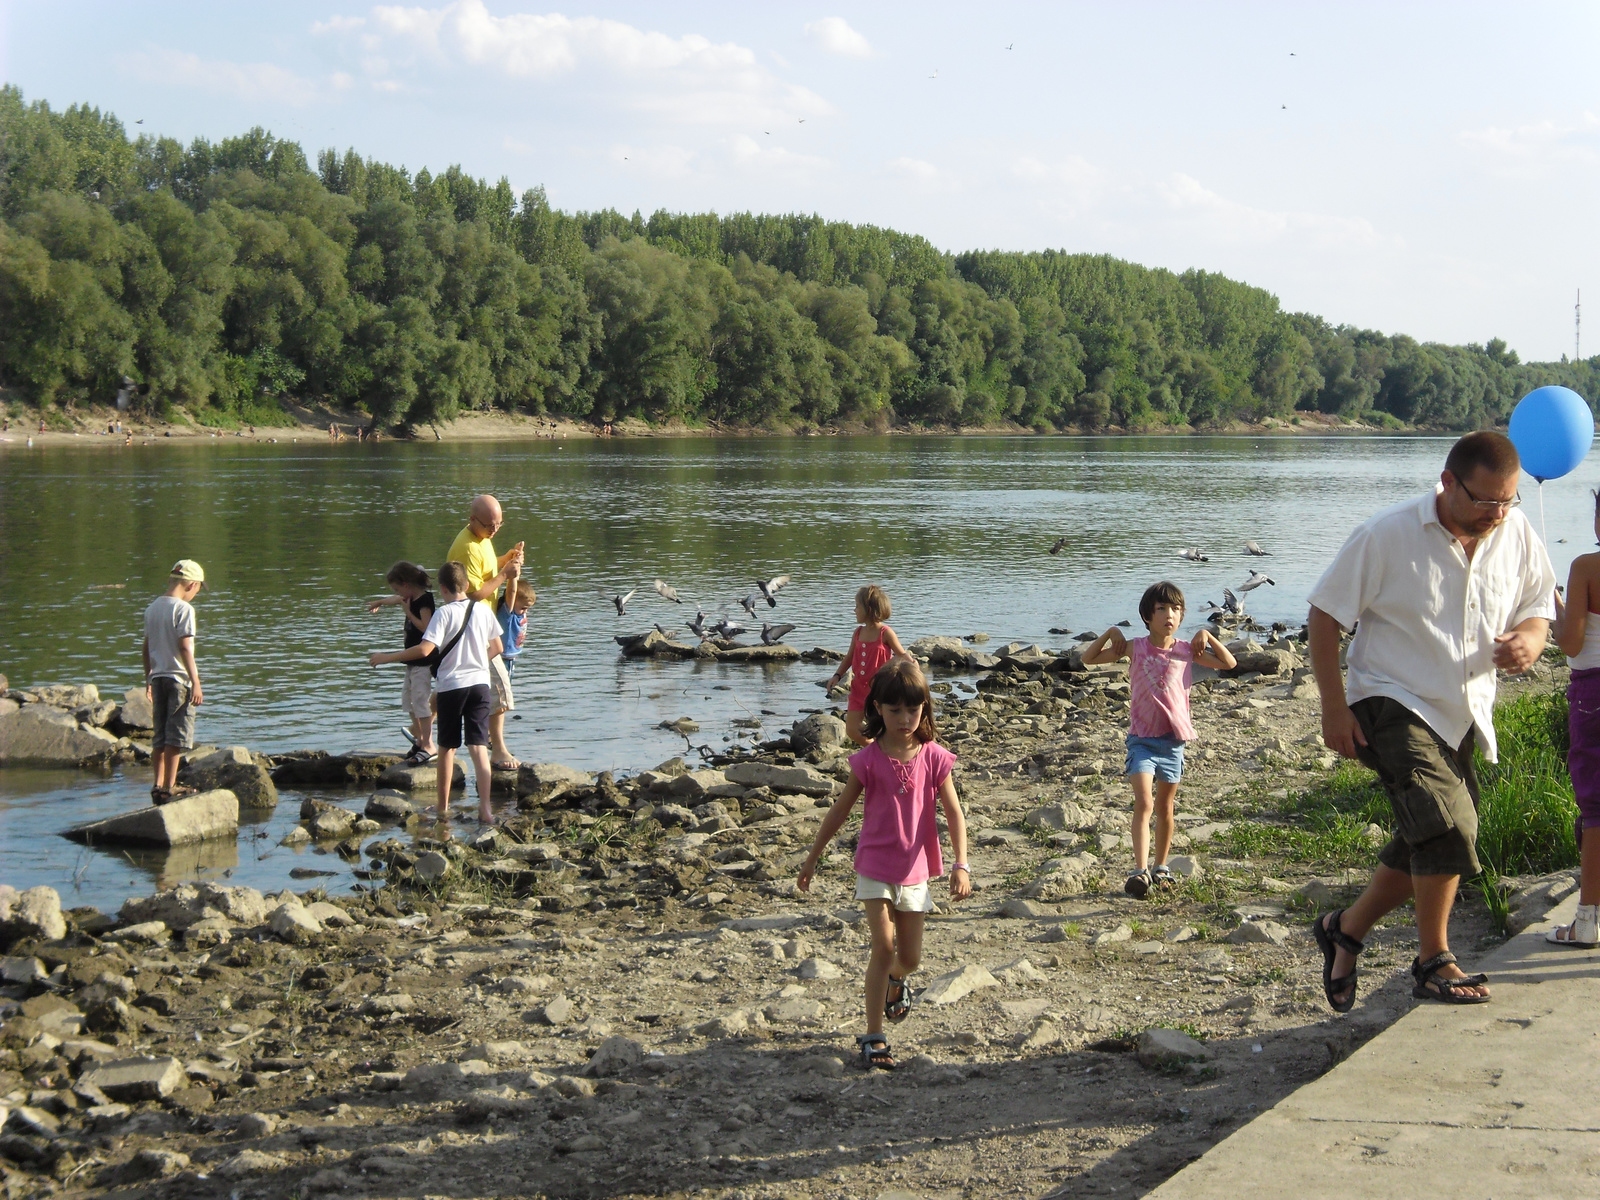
[
  {"xmin": 799, "ymin": 659, "xmax": 971, "ymax": 1070},
  {"xmin": 1082, "ymin": 581, "xmax": 1235, "ymax": 898},
  {"xmin": 824, "ymin": 585, "xmax": 908, "ymax": 745}
]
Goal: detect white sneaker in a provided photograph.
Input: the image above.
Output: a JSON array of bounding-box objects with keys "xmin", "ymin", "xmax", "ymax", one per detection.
[{"xmin": 1546, "ymin": 903, "xmax": 1599, "ymax": 949}]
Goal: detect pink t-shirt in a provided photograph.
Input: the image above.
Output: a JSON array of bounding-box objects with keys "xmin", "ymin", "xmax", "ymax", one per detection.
[
  {"xmin": 850, "ymin": 740, "xmax": 957, "ymax": 886},
  {"xmin": 1128, "ymin": 636, "xmax": 1197, "ymax": 741}
]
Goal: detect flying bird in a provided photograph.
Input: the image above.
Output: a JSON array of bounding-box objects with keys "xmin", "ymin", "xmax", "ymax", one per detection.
[
  {"xmin": 798, "ymin": 119, "xmax": 806, "ymax": 124},
  {"xmin": 653, "ymin": 578, "xmax": 682, "ymax": 604},
  {"xmin": 608, "ymin": 589, "xmax": 636, "ymax": 616},
  {"xmin": 1238, "ymin": 570, "xmax": 1276, "ymax": 593},
  {"xmin": 754, "ymin": 575, "xmax": 791, "ymax": 606},
  {"xmin": 739, "ymin": 593, "xmax": 760, "ymax": 619},
  {"xmin": 929, "ymin": 68, "xmax": 939, "ymax": 78},
  {"xmin": 711, "ymin": 617, "xmax": 747, "ymax": 640},
  {"xmin": 1222, "ymin": 587, "xmax": 1244, "ymax": 614},
  {"xmin": 1049, "ymin": 537, "xmax": 1070, "ymax": 555},
  {"xmin": 1243, "ymin": 540, "xmax": 1271, "ymax": 557},
  {"xmin": 761, "ymin": 622, "xmax": 797, "ymax": 646},
  {"xmin": 1176, "ymin": 547, "xmax": 1209, "ymax": 562},
  {"xmin": 1006, "ymin": 43, "xmax": 1013, "ymax": 49},
  {"xmin": 686, "ymin": 607, "xmax": 710, "ymax": 638},
  {"xmin": 135, "ymin": 118, "xmax": 144, "ymax": 124}
]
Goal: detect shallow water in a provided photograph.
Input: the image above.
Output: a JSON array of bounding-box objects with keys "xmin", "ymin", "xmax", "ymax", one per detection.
[{"xmin": 3, "ymin": 432, "xmax": 1594, "ymax": 911}]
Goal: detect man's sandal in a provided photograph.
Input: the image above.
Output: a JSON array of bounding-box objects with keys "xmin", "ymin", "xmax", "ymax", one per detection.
[
  {"xmin": 856, "ymin": 1033, "xmax": 895, "ymax": 1070},
  {"xmin": 1124, "ymin": 868, "xmax": 1152, "ymax": 899},
  {"xmin": 1313, "ymin": 909, "xmax": 1364, "ymax": 1013},
  {"xmin": 1411, "ymin": 952, "xmax": 1490, "ymax": 1004},
  {"xmin": 885, "ymin": 976, "xmax": 913, "ymax": 1023}
]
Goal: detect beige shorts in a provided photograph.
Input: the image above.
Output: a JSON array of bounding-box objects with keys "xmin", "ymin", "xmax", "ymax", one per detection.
[
  {"xmin": 855, "ymin": 875, "xmax": 933, "ymax": 913},
  {"xmin": 402, "ymin": 665, "xmax": 432, "ymax": 720},
  {"xmin": 489, "ymin": 655, "xmax": 515, "ymax": 715}
]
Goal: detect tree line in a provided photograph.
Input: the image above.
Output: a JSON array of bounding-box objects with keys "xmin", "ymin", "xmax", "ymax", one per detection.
[{"xmin": 2, "ymin": 87, "xmax": 1594, "ymax": 431}]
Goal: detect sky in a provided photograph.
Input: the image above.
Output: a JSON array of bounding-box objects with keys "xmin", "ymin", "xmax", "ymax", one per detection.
[{"xmin": 4, "ymin": 1, "xmax": 1599, "ymax": 361}]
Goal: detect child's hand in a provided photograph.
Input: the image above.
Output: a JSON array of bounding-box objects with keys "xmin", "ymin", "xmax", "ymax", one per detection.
[
  {"xmin": 368, "ymin": 652, "xmax": 385, "ymax": 668},
  {"xmin": 796, "ymin": 861, "xmax": 816, "ymax": 892},
  {"xmin": 366, "ymin": 600, "xmax": 386, "ymax": 614},
  {"xmin": 1190, "ymin": 628, "xmax": 1212, "ymax": 654},
  {"xmin": 949, "ymin": 866, "xmax": 972, "ymax": 901}
]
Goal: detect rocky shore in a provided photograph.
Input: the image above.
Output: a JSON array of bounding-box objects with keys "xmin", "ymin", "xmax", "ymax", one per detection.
[{"xmin": 0, "ymin": 635, "xmax": 1567, "ymax": 1199}]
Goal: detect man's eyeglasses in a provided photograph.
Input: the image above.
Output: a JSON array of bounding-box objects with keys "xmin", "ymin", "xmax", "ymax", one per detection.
[{"xmin": 1455, "ymin": 478, "xmax": 1521, "ymax": 511}]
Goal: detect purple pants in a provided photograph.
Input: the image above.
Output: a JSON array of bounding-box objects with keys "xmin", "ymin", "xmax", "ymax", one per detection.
[{"xmin": 1569, "ymin": 668, "xmax": 1600, "ymax": 829}]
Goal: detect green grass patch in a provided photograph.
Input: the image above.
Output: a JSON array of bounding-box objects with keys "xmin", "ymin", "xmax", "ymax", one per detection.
[{"xmin": 1474, "ymin": 688, "xmax": 1578, "ymax": 877}]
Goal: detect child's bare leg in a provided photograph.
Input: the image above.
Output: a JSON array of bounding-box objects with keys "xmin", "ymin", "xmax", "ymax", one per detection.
[
  {"xmin": 412, "ymin": 714, "xmax": 436, "ymax": 755},
  {"xmin": 1129, "ymin": 773, "xmax": 1155, "ymax": 869},
  {"xmin": 891, "ymin": 910, "xmax": 925, "ymax": 979},
  {"xmin": 435, "ymin": 748, "xmax": 456, "ymax": 817},
  {"xmin": 154, "ymin": 746, "xmax": 180, "ymax": 791},
  {"xmin": 1151, "ymin": 780, "xmax": 1179, "ymax": 866},
  {"xmin": 845, "ymin": 710, "xmax": 869, "ymax": 746},
  {"xmin": 862, "ymin": 899, "xmax": 897, "ymax": 1036},
  {"xmin": 467, "ymin": 744, "xmax": 494, "ymax": 821}
]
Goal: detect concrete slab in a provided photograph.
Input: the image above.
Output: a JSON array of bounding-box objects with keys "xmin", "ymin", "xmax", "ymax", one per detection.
[{"xmin": 1149, "ymin": 892, "xmax": 1600, "ymax": 1199}]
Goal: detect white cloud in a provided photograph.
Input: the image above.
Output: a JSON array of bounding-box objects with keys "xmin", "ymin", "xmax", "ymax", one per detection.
[
  {"xmin": 128, "ymin": 48, "xmax": 320, "ymax": 104},
  {"xmin": 1158, "ymin": 173, "xmax": 1388, "ymax": 251},
  {"xmin": 889, "ymin": 156, "xmax": 939, "ymax": 184},
  {"xmin": 345, "ymin": 1, "xmax": 832, "ymax": 125},
  {"xmin": 1013, "ymin": 154, "xmax": 1106, "ymax": 216},
  {"xmin": 1459, "ymin": 112, "xmax": 1600, "ymax": 165},
  {"xmin": 311, "ymin": 14, "xmax": 366, "ymax": 34},
  {"xmin": 804, "ymin": 17, "xmax": 874, "ymax": 59}
]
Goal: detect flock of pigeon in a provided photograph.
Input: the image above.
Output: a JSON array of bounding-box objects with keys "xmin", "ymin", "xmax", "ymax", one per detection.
[
  {"xmin": 1172, "ymin": 541, "xmax": 1276, "ymax": 616},
  {"xmin": 609, "ymin": 575, "xmax": 798, "ymax": 646}
]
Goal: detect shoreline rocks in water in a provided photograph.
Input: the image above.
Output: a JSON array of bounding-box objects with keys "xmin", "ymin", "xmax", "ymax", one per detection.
[{"xmin": 62, "ymin": 790, "xmax": 240, "ymax": 848}]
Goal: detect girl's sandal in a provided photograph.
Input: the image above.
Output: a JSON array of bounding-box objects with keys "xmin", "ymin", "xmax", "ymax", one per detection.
[
  {"xmin": 1151, "ymin": 864, "xmax": 1177, "ymax": 890},
  {"xmin": 1123, "ymin": 868, "xmax": 1152, "ymax": 899},
  {"xmin": 885, "ymin": 976, "xmax": 913, "ymax": 1023},
  {"xmin": 856, "ymin": 1033, "xmax": 895, "ymax": 1070},
  {"xmin": 1314, "ymin": 908, "xmax": 1365, "ymax": 1013},
  {"xmin": 1546, "ymin": 904, "xmax": 1599, "ymax": 949},
  {"xmin": 1410, "ymin": 952, "xmax": 1491, "ymax": 1004}
]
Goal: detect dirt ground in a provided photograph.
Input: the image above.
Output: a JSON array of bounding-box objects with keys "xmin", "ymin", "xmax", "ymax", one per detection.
[{"xmin": 0, "ymin": 632, "xmax": 1533, "ymax": 1199}]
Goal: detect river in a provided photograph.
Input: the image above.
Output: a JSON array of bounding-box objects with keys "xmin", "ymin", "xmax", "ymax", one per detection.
[{"xmin": 2, "ymin": 433, "xmax": 1592, "ymax": 911}]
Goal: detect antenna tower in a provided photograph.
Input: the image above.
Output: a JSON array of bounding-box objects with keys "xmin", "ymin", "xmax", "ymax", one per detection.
[{"xmin": 1578, "ymin": 288, "xmax": 1583, "ymax": 362}]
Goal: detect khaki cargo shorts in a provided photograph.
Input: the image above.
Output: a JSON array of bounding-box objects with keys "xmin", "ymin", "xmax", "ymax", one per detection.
[
  {"xmin": 150, "ymin": 676, "xmax": 196, "ymax": 751},
  {"xmin": 1351, "ymin": 696, "xmax": 1480, "ymax": 878}
]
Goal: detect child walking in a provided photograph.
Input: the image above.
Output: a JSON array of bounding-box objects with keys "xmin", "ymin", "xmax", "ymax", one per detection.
[
  {"xmin": 798, "ymin": 658, "xmax": 971, "ymax": 1070},
  {"xmin": 497, "ymin": 573, "xmax": 536, "ymax": 680},
  {"xmin": 142, "ymin": 560, "xmax": 206, "ymax": 805},
  {"xmin": 368, "ymin": 562, "xmax": 437, "ymax": 763},
  {"xmin": 824, "ymin": 585, "xmax": 909, "ymax": 745},
  {"xmin": 1550, "ymin": 493, "xmax": 1600, "ymax": 947},
  {"xmin": 369, "ymin": 562, "xmax": 503, "ymax": 823},
  {"xmin": 1081, "ymin": 581, "xmax": 1236, "ymax": 897}
]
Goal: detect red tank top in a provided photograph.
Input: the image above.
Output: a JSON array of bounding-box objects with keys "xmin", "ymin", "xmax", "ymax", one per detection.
[{"xmin": 848, "ymin": 626, "xmax": 895, "ymax": 710}]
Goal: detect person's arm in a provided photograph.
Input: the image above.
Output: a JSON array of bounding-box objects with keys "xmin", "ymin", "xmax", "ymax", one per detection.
[
  {"xmin": 1492, "ymin": 617, "xmax": 1549, "ymax": 673},
  {"xmin": 371, "ymin": 642, "xmax": 435, "ymax": 668},
  {"xmin": 1190, "ymin": 627, "xmax": 1236, "ymax": 670},
  {"xmin": 882, "ymin": 626, "xmax": 911, "ymax": 661},
  {"xmin": 495, "ymin": 541, "xmax": 526, "ymax": 571},
  {"xmin": 487, "ymin": 635, "xmax": 504, "ymax": 659},
  {"xmin": 1079, "ymin": 626, "xmax": 1127, "ymax": 665},
  {"xmin": 367, "ymin": 595, "xmax": 403, "ymax": 614},
  {"xmin": 405, "ymin": 598, "xmax": 435, "ymax": 635},
  {"xmin": 142, "ymin": 636, "xmax": 153, "ymax": 702},
  {"xmin": 1555, "ymin": 561, "xmax": 1589, "ymax": 658},
  {"xmin": 796, "ymin": 775, "xmax": 863, "ymax": 891},
  {"xmin": 826, "ymin": 630, "xmax": 858, "ymax": 689},
  {"xmin": 1309, "ymin": 605, "xmax": 1365, "ymax": 758},
  {"xmin": 179, "ymin": 636, "xmax": 202, "ymax": 706},
  {"xmin": 938, "ymin": 774, "xmax": 971, "ymax": 900}
]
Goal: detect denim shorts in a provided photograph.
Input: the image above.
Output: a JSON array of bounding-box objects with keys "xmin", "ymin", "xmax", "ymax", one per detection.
[{"xmin": 1125, "ymin": 734, "xmax": 1185, "ymax": 783}]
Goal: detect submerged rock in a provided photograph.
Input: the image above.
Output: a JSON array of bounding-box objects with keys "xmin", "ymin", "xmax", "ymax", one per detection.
[{"xmin": 64, "ymin": 790, "xmax": 239, "ymax": 848}]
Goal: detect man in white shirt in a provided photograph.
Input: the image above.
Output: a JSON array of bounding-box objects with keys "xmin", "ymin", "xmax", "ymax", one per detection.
[{"xmin": 1307, "ymin": 431, "xmax": 1555, "ymax": 1010}]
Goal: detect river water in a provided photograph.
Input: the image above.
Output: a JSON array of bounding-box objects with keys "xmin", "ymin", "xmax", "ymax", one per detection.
[{"xmin": 2, "ymin": 433, "xmax": 1594, "ymax": 911}]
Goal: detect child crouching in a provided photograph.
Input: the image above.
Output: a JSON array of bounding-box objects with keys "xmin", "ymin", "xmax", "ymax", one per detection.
[{"xmin": 797, "ymin": 659, "xmax": 971, "ymax": 1069}]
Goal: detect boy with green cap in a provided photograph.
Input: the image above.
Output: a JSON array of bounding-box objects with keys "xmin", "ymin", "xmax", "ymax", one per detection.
[{"xmin": 143, "ymin": 559, "xmax": 206, "ymax": 804}]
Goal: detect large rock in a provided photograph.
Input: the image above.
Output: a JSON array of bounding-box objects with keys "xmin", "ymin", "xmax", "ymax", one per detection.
[
  {"xmin": 269, "ymin": 751, "xmax": 403, "ymax": 787},
  {"xmin": 666, "ymin": 770, "xmax": 730, "ymax": 800},
  {"xmin": 1136, "ymin": 1028, "xmax": 1211, "ymax": 1069},
  {"xmin": 375, "ymin": 759, "xmax": 467, "ymax": 792},
  {"xmin": 921, "ymin": 963, "xmax": 1000, "ymax": 1006},
  {"xmin": 516, "ymin": 762, "xmax": 596, "ymax": 801},
  {"xmin": 584, "ymin": 1035, "xmax": 645, "ymax": 1077},
  {"xmin": 1024, "ymin": 801, "xmax": 1094, "ymax": 833},
  {"xmin": 178, "ymin": 746, "xmax": 278, "ymax": 809},
  {"xmin": 1224, "ymin": 647, "xmax": 1294, "ymax": 677},
  {"xmin": 791, "ymin": 712, "xmax": 848, "ymax": 753},
  {"xmin": 724, "ymin": 761, "xmax": 835, "ymax": 797},
  {"xmin": 0, "ymin": 886, "xmax": 67, "ymax": 947},
  {"xmin": 119, "ymin": 883, "xmax": 269, "ymax": 931},
  {"xmin": 0, "ymin": 707, "xmax": 120, "ymax": 767},
  {"xmin": 365, "ymin": 791, "xmax": 416, "ymax": 821},
  {"xmin": 64, "ymin": 789, "xmax": 238, "ymax": 847},
  {"xmin": 113, "ymin": 688, "xmax": 153, "ymax": 732},
  {"xmin": 32, "ymin": 684, "xmax": 99, "ymax": 709},
  {"xmin": 710, "ymin": 644, "xmax": 801, "ymax": 663},
  {"xmin": 267, "ymin": 903, "xmax": 322, "ymax": 944},
  {"xmin": 909, "ymin": 636, "xmax": 972, "ymax": 666},
  {"xmin": 79, "ymin": 1056, "xmax": 186, "ymax": 1100}
]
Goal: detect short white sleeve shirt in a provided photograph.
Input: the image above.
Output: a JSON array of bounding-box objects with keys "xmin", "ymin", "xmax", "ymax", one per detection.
[
  {"xmin": 421, "ymin": 599, "xmax": 497, "ymax": 692},
  {"xmin": 1307, "ymin": 487, "xmax": 1555, "ymax": 762}
]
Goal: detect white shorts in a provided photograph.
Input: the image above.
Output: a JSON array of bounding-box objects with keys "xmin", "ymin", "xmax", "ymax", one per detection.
[
  {"xmin": 402, "ymin": 665, "xmax": 432, "ymax": 720},
  {"xmin": 855, "ymin": 875, "xmax": 933, "ymax": 913},
  {"xmin": 489, "ymin": 655, "xmax": 515, "ymax": 715}
]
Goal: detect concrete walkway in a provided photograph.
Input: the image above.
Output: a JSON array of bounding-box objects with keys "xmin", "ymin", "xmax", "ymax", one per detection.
[{"xmin": 1149, "ymin": 893, "xmax": 1600, "ymax": 1199}]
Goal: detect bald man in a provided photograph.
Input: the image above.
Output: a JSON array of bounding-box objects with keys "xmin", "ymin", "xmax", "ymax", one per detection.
[{"xmin": 447, "ymin": 494, "xmax": 525, "ymax": 770}]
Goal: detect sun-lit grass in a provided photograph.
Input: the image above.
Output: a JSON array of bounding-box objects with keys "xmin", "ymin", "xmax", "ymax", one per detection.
[{"xmin": 1474, "ymin": 688, "xmax": 1578, "ymax": 877}]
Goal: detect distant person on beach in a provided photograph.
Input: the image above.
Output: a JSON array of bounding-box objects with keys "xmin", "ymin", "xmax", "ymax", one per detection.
[
  {"xmin": 1308, "ymin": 431, "xmax": 1554, "ymax": 1010},
  {"xmin": 1080, "ymin": 582, "xmax": 1236, "ymax": 898},
  {"xmin": 797, "ymin": 659, "xmax": 971, "ymax": 1070},
  {"xmin": 143, "ymin": 560, "xmax": 206, "ymax": 805},
  {"xmin": 497, "ymin": 575, "xmax": 537, "ymax": 681},
  {"xmin": 369, "ymin": 561, "xmax": 502, "ymax": 823},
  {"xmin": 447, "ymin": 494, "xmax": 525, "ymax": 770},
  {"xmin": 826, "ymin": 585, "xmax": 909, "ymax": 746},
  {"xmin": 1549, "ymin": 490, "xmax": 1600, "ymax": 948},
  {"xmin": 368, "ymin": 562, "xmax": 437, "ymax": 763}
]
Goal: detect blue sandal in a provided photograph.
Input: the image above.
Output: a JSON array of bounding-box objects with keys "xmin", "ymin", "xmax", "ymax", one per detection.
[
  {"xmin": 885, "ymin": 976, "xmax": 913, "ymax": 1023},
  {"xmin": 856, "ymin": 1033, "xmax": 894, "ymax": 1070}
]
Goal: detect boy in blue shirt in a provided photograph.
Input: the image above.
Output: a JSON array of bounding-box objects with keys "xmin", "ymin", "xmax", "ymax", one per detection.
[{"xmin": 497, "ymin": 575, "xmax": 536, "ymax": 678}]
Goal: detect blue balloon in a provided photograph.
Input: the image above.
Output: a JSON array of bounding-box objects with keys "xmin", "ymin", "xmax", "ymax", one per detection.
[{"xmin": 1508, "ymin": 385, "xmax": 1594, "ymax": 481}]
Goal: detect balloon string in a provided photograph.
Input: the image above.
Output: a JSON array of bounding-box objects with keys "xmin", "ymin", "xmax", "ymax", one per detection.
[{"xmin": 1539, "ymin": 479, "xmax": 1547, "ymax": 545}]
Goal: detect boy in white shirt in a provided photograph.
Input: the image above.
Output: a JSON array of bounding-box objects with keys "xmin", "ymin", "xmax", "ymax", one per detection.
[
  {"xmin": 143, "ymin": 560, "xmax": 206, "ymax": 805},
  {"xmin": 370, "ymin": 561, "xmax": 502, "ymax": 823}
]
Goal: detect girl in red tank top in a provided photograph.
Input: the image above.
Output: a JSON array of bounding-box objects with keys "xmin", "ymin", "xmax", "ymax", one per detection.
[{"xmin": 825, "ymin": 584, "xmax": 908, "ymax": 745}]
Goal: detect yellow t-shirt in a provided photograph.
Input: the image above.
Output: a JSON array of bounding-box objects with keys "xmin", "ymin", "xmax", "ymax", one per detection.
[{"xmin": 446, "ymin": 526, "xmax": 499, "ymax": 614}]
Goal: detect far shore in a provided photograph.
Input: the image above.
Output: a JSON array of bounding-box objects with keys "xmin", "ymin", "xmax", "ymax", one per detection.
[{"xmin": 0, "ymin": 398, "xmax": 1454, "ymax": 452}]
